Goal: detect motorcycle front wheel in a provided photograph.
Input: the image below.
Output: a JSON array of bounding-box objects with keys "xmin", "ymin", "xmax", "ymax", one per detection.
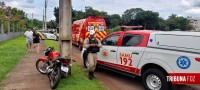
[
  {"xmin": 36, "ymin": 60, "xmax": 49, "ymax": 74},
  {"xmin": 48, "ymin": 66, "xmax": 61, "ymax": 89}
]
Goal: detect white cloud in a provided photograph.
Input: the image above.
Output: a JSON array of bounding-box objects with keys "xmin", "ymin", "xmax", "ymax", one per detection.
[
  {"xmin": 4, "ymin": 0, "xmax": 58, "ymax": 21},
  {"xmin": 186, "ymin": 8, "xmax": 200, "ymax": 14},
  {"xmin": 181, "ymin": 0, "xmax": 191, "ymax": 7},
  {"xmin": 2, "ymin": 0, "xmax": 200, "ymax": 21}
]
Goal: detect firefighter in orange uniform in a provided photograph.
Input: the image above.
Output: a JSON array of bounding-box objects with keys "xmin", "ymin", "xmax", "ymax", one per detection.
[{"xmin": 83, "ymin": 30, "xmax": 102, "ymax": 80}]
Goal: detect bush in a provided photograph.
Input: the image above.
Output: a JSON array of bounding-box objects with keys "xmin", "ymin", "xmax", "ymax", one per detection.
[{"xmin": 108, "ymin": 26, "xmax": 120, "ymax": 34}]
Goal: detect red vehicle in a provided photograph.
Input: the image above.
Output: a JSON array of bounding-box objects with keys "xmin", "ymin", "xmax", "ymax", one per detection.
[
  {"xmin": 72, "ymin": 16, "xmax": 108, "ymax": 49},
  {"xmin": 36, "ymin": 47, "xmax": 70, "ymax": 89}
]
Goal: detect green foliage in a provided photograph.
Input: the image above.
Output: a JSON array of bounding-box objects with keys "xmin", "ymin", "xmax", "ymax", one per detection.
[
  {"xmin": 54, "ymin": 7, "xmax": 59, "ymax": 24},
  {"xmin": 72, "ymin": 10, "xmax": 85, "ymax": 22},
  {"xmin": 47, "ymin": 20, "xmax": 58, "ymax": 29},
  {"xmin": 122, "ymin": 8, "xmax": 144, "ymax": 25},
  {"xmin": 33, "ymin": 19, "xmax": 43, "ymax": 29},
  {"xmin": 98, "ymin": 11, "xmax": 111, "ymax": 28},
  {"xmin": 110, "ymin": 14, "xmax": 121, "ymax": 28},
  {"xmin": 166, "ymin": 14, "xmax": 193, "ymax": 31},
  {"xmin": 26, "ymin": 19, "xmax": 34, "ymax": 29},
  {"xmin": 0, "ymin": 2, "xmax": 42, "ymax": 32},
  {"xmin": 54, "ymin": 6, "xmax": 113, "ymax": 28},
  {"xmin": 135, "ymin": 10, "xmax": 159, "ymax": 30},
  {"xmin": 3, "ymin": 21, "xmax": 8, "ymax": 33},
  {"xmin": 158, "ymin": 18, "xmax": 168, "ymax": 31},
  {"xmin": 108, "ymin": 26, "xmax": 120, "ymax": 34},
  {"xmin": 121, "ymin": 9, "xmax": 192, "ymax": 31},
  {"xmin": 0, "ymin": 36, "xmax": 27, "ymax": 83},
  {"xmin": 54, "ymin": 6, "xmax": 193, "ymax": 31},
  {"xmin": 85, "ymin": 6, "xmax": 100, "ymax": 17}
]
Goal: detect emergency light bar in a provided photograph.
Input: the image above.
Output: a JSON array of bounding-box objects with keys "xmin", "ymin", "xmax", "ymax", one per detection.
[{"xmin": 121, "ymin": 25, "xmax": 143, "ymax": 31}]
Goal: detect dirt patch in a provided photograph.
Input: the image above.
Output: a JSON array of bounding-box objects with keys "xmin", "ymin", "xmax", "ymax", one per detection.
[{"xmin": 1, "ymin": 43, "xmax": 51, "ymax": 90}]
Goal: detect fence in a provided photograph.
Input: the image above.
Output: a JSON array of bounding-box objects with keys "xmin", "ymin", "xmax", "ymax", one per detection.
[{"xmin": 0, "ymin": 32, "xmax": 23, "ymax": 42}]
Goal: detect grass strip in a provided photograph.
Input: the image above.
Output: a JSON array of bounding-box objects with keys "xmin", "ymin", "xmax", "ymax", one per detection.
[
  {"xmin": 44, "ymin": 40, "xmax": 107, "ymax": 90},
  {"xmin": 0, "ymin": 36, "xmax": 27, "ymax": 83}
]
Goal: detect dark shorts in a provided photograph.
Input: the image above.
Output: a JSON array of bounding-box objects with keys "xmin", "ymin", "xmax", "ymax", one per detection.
[{"xmin": 33, "ymin": 38, "xmax": 40, "ymax": 43}]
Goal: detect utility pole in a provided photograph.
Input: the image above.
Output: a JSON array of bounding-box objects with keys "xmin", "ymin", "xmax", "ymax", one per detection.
[
  {"xmin": 32, "ymin": 13, "xmax": 33, "ymax": 23},
  {"xmin": 43, "ymin": 10, "xmax": 45, "ymax": 29},
  {"xmin": 44, "ymin": 0, "xmax": 47, "ymax": 29},
  {"xmin": 59, "ymin": 0, "xmax": 72, "ymax": 74},
  {"xmin": 144, "ymin": 21, "xmax": 146, "ymax": 30}
]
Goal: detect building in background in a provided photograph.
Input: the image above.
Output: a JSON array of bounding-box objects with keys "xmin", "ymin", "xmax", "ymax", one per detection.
[{"xmin": 187, "ymin": 17, "xmax": 200, "ymax": 31}]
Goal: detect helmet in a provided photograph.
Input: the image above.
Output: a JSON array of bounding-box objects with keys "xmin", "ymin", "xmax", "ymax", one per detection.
[{"xmin": 45, "ymin": 47, "xmax": 54, "ymax": 56}]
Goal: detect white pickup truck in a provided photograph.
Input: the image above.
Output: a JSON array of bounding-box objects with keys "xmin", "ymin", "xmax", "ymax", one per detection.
[{"xmin": 82, "ymin": 30, "xmax": 200, "ymax": 90}]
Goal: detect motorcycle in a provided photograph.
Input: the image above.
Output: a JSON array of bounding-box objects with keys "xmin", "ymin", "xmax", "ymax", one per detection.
[{"xmin": 36, "ymin": 47, "xmax": 71, "ymax": 89}]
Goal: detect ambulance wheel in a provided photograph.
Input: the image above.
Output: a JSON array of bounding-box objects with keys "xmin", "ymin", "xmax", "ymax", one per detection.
[{"xmin": 142, "ymin": 68, "xmax": 171, "ymax": 90}]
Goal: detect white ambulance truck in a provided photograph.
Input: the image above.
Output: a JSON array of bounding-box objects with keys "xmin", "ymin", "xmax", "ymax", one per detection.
[{"xmin": 82, "ymin": 30, "xmax": 200, "ymax": 90}]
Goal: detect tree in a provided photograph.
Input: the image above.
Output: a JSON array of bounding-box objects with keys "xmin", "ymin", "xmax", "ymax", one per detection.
[
  {"xmin": 33, "ymin": 19, "xmax": 43, "ymax": 29},
  {"xmin": 54, "ymin": 7, "xmax": 59, "ymax": 24},
  {"xmin": 122, "ymin": 8, "xmax": 144, "ymax": 25},
  {"xmin": 47, "ymin": 20, "xmax": 58, "ymax": 29},
  {"xmin": 0, "ymin": 2, "xmax": 42, "ymax": 32},
  {"xmin": 110, "ymin": 14, "xmax": 121, "ymax": 28},
  {"xmin": 135, "ymin": 10, "xmax": 160, "ymax": 30},
  {"xmin": 85, "ymin": 6, "xmax": 100, "ymax": 17},
  {"xmin": 158, "ymin": 17, "xmax": 167, "ymax": 31},
  {"xmin": 99, "ymin": 11, "xmax": 111, "ymax": 28},
  {"xmin": 166, "ymin": 14, "xmax": 192, "ymax": 31},
  {"xmin": 72, "ymin": 10, "xmax": 85, "ymax": 22}
]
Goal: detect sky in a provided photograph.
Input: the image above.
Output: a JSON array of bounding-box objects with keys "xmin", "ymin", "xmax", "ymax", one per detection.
[{"xmin": 2, "ymin": 0, "xmax": 200, "ymax": 21}]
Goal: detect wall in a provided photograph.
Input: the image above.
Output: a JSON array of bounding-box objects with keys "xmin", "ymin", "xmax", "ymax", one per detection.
[{"xmin": 0, "ymin": 32, "xmax": 23, "ymax": 42}]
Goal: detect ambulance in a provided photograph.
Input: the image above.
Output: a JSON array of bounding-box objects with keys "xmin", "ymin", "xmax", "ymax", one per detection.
[
  {"xmin": 72, "ymin": 16, "xmax": 108, "ymax": 50},
  {"xmin": 83, "ymin": 26, "xmax": 200, "ymax": 90}
]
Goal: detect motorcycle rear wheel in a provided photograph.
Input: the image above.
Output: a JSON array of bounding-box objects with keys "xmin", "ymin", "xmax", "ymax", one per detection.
[{"xmin": 48, "ymin": 66, "xmax": 61, "ymax": 89}]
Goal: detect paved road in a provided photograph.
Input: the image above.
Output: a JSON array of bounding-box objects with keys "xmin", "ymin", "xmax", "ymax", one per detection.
[{"xmin": 72, "ymin": 45, "xmax": 200, "ymax": 90}]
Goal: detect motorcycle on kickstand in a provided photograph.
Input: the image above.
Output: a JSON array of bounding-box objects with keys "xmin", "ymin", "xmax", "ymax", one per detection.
[{"xmin": 36, "ymin": 47, "xmax": 71, "ymax": 89}]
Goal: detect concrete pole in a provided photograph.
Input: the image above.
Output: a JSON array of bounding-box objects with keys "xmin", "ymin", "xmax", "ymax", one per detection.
[
  {"xmin": 13, "ymin": 23, "xmax": 15, "ymax": 32},
  {"xmin": 7, "ymin": 21, "xmax": 10, "ymax": 33},
  {"xmin": 1, "ymin": 21, "xmax": 4, "ymax": 34},
  {"xmin": 59, "ymin": 0, "xmax": 72, "ymax": 74},
  {"xmin": 17, "ymin": 23, "xmax": 19, "ymax": 32},
  {"xmin": 44, "ymin": 0, "xmax": 47, "ymax": 29}
]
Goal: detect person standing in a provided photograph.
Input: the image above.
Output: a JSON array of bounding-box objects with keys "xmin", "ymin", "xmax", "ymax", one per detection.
[
  {"xmin": 83, "ymin": 30, "xmax": 102, "ymax": 80},
  {"xmin": 24, "ymin": 29, "xmax": 33, "ymax": 51},
  {"xmin": 33, "ymin": 30, "xmax": 40, "ymax": 53}
]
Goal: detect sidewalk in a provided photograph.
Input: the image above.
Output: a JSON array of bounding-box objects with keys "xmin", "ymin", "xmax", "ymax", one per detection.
[{"xmin": 1, "ymin": 43, "xmax": 51, "ymax": 90}]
